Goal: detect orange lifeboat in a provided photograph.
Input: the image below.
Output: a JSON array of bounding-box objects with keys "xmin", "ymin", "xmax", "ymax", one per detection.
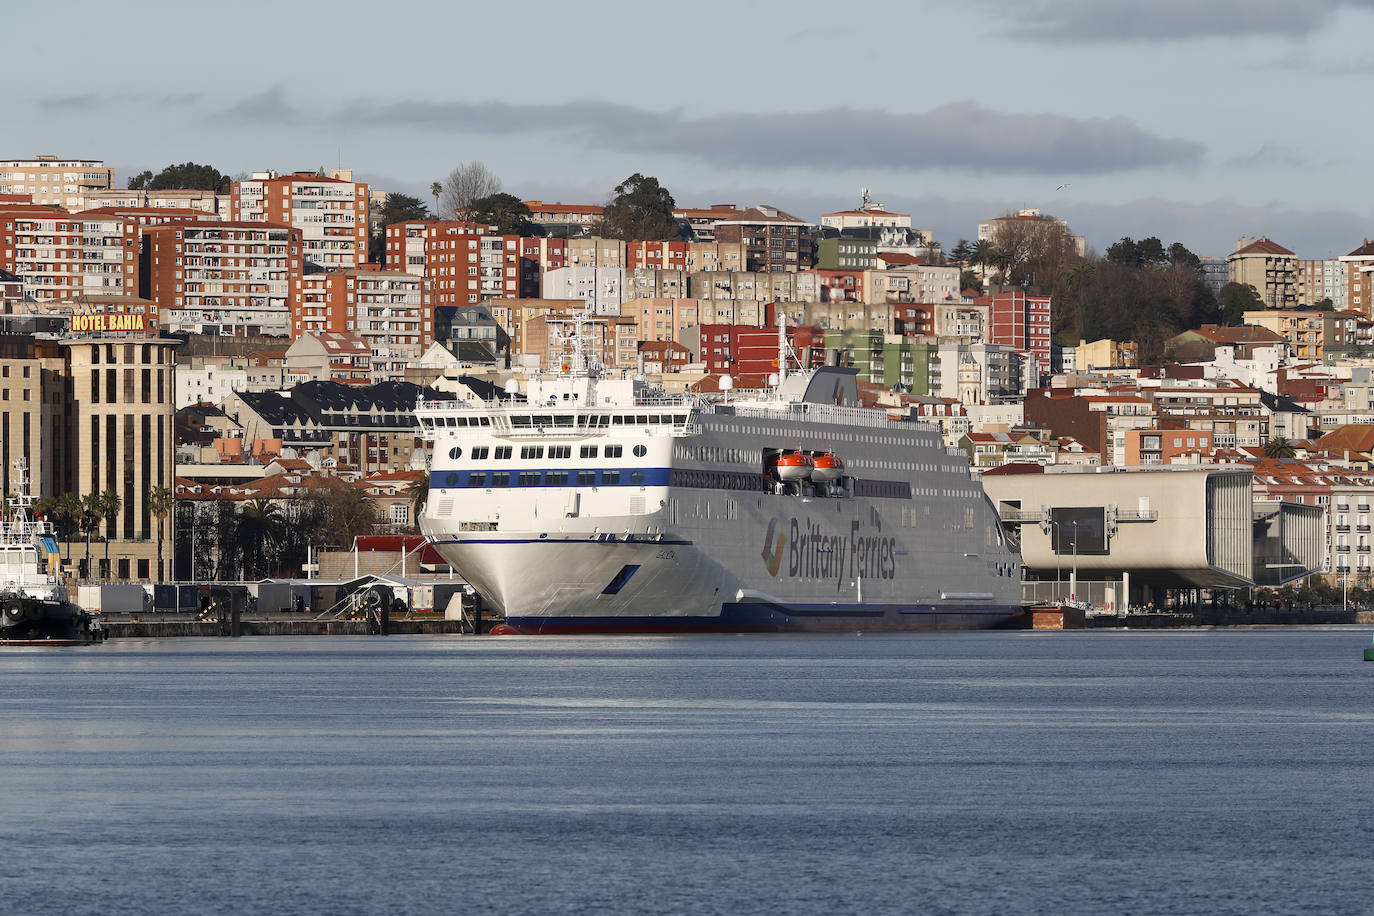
[
  {"xmin": 772, "ymin": 450, "xmax": 813, "ymax": 481},
  {"xmin": 811, "ymin": 452, "xmax": 844, "ymax": 483}
]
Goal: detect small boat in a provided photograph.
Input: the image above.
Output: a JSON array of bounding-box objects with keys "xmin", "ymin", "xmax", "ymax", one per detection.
[
  {"xmin": 771, "ymin": 450, "xmax": 813, "ymax": 481},
  {"xmin": 811, "ymin": 452, "xmax": 845, "ymax": 483}
]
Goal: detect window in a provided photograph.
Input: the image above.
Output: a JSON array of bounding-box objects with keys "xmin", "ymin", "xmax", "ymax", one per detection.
[
  {"xmin": 605, "ymin": 445, "xmax": 623, "ymax": 458},
  {"xmin": 468, "ymin": 473, "xmax": 486, "ymax": 487},
  {"xmin": 448, "ymin": 446, "xmax": 462, "ymax": 459},
  {"xmin": 630, "ymin": 470, "xmax": 645, "ymax": 485},
  {"xmin": 472, "ymin": 446, "xmax": 489, "ymax": 460},
  {"xmin": 577, "ymin": 471, "xmax": 596, "ymax": 486},
  {"xmin": 520, "ymin": 446, "xmax": 544, "ymax": 459},
  {"xmin": 546, "ymin": 471, "xmax": 569, "ymax": 486},
  {"xmin": 491, "ymin": 472, "xmax": 510, "ymax": 487},
  {"xmin": 517, "ymin": 471, "xmax": 541, "ymax": 486},
  {"xmin": 601, "ymin": 470, "xmax": 620, "ymax": 485},
  {"xmin": 549, "ymin": 446, "xmax": 571, "ymax": 459},
  {"xmin": 494, "ymin": 446, "xmax": 512, "ymax": 460},
  {"xmin": 391, "ymin": 504, "xmax": 408, "ymax": 525},
  {"xmin": 633, "ymin": 444, "xmax": 647, "ymax": 458},
  {"xmin": 580, "ymin": 445, "xmax": 598, "ymax": 458}
]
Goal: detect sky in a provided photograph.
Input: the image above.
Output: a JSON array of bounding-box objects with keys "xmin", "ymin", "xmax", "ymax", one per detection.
[{"xmin": 9, "ymin": 0, "xmax": 1374, "ymax": 259}]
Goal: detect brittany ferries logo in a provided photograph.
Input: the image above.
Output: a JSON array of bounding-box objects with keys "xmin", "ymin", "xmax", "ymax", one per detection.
[{"xmin": 761, "ymin": 518, "xmax": 786, "ymax": 577}]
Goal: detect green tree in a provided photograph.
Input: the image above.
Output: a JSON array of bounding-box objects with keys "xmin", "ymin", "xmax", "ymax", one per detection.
[
  {"xmin": 238, "ymin": 498, "xmax": 283, "ymax": 580},
  {"xmin": 99, "ymin": 488, "xmax": 122, "ymax": 579},
  {"xmin": 147, "ymin": 485, "xmax": 174, "ymax": 582},
  {"xmin": 306, "ymin": 481, "xmax": 379, "ymax": 547},
  {"xmin": 1264, "ymin": 436, "xmax": 1297, "ymax": 459},
  {"xmin": 409, "ymin": 474, "xmax": 429, "ymax": 526},
  {"xmin": 949, "ymin": 239, "xmax": 974, "ymax": 264},
  {"xmin": 128, "ymin": 162, "xmax": 231, "ymax": 193},
  {"xmin": 1218, "ymin": 282, "xmax": 1263, "ymax": 325},
  {"xmin": 466, "ymin": 193, "xmax": 533, "ymax": 235},
  {"xmin": 1168, "ymin": 242, "xmax": 1201, "ymax": 270},
  {"xmin": 601, "ymin": 173, "xmax": 679, "ymax": 241},
  {"xmin": 958, "ymin": 270, "xmax": 983, "ymax": 294}
]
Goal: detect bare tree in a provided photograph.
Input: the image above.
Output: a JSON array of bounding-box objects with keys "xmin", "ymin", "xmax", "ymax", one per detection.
[{"xmin": 440, "ymin": 161, "xmax": 501, "ymax": 220}]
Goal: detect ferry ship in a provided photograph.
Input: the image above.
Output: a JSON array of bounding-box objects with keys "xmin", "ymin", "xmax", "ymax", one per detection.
[{"xmin": 416, "ymin": 325, "xmax": 1024, "ymax": 633}]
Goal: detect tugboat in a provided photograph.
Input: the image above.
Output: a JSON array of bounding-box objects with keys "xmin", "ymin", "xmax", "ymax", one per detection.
[{"xmin": 0, "ymin": 459, "xmax": 103, "ymax": 646}]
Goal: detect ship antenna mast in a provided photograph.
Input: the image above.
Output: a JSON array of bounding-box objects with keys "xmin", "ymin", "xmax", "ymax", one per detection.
[{"xmin": 776, "ymin": 304, "xmax": 787, "ymax": 387}]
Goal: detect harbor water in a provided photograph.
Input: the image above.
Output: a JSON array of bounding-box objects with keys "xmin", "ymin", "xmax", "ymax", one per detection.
[{"xmin": 2, "ymin": 630, "xmax": 1372, "ymax": 914}]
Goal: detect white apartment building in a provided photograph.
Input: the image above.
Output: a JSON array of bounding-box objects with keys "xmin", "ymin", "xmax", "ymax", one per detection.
[
  {"xmin": 0, "ymin": 156, "xmax": 113, "ymax": 209},
  {"xmin": 542, "ymin": 266, "xmax": 625, "ymax": 316},
  {"xmin": 352, "ymin": 271, "xmax": 425, "ymax": 379}
]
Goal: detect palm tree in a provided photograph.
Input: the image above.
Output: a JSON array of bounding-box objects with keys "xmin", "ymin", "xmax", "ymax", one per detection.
[
  {"xmin": 99, "ymin": 488, "xmax": 122, "ymax": 579},
  {"xmin": 430, "ymin": 181, "xmax": 442, "ymax": 217},
  {"xmin": 239, "ymin": 498, "xmax": 283, "ymax": 580},
  {"xmin": 969, "ymin": 239, "xmax": 996, "ymax": 269},
  {"xmin": 408, "ymin": 474, "xmax": 428, "ymax": 528},
  {"xmin": 52, "ymin": 492, "xmax": 80, "ymax": 563},
  {"xmin": 147, "ymin": 485, "xmax": 174, "ymax": 582},
  {"xmin": 79, "ymin": 493, "xmax": 104, "ymax": 580},
  {"xmin": 1264, "ymin": 436, "xmax": 1297, "ymax": 460}
]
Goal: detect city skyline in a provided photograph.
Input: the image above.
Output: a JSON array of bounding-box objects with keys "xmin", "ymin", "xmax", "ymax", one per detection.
[{"xmin": 10, "ymin": 0, "xmax": 1374, "ymax": 258}]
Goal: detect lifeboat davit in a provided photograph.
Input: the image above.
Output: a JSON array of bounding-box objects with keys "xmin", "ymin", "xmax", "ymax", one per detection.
[
  {"xmin": 772, "ymin": 451, "xmax": 813, "ymax": 481},
  {"xmin": 811, "ymin": 452, "xmax": 844, "ymax": 483}
]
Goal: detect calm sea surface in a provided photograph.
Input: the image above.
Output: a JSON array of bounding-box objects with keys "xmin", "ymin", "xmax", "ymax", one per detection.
[{"xmin": 2, "ymin": 630, "xmax": 1372, "ymax": 915}]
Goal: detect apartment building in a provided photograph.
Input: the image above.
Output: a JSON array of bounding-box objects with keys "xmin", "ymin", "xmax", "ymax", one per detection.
[
  {"xmin": 1228, "ymin": 236, "xmax": 1299, "ymax": 308},
  {"xmin": 986, "ymin": 290, "xmax": 1052, "ymax": 373},
  {"xmin": 0, "ymin": 156, "xmax": 113, "ymax": 209},
  {"xmin": 618, "ymin": 297, "xmax": 701, "ymax": 344},
  {"xmin": 684, "ymin": 241, "xmax": 745, "ymax": 273},
  {"xmin": 485, "ymin": 298, "xmax": 584, "ymax": 358},
  {"xmin": 686, "ymin": 270, "xmax": 812, "ymax": 303},
  {"xmin": 542, "ymin": 266, "xmax": 624, "ymax": 315},
  {"xmin": 1296, "ymin": 257, "xmax": 1347, "ymax": 309},
  {"xmin": 142, "ymin": 222, "xmax": 302, "ymax": 337},
  {"xmin": 626, "ymin": 240, "xmax": 687, "ymax": 270},
  {"xmin": 1242, "ymin": 307, "xmax": 1349, "ymax": 361},
  {"xmin": 713, "ymin": 206, "xmax": 813, "ymax": 273},
  {"xmin": 295, "ymin": 269, "xmax": 425, "ymax": 374},
  {"xmin": 673, "ymin": 204, "xmax": 744, "ymax": 241},
  {"xmin": 1340, "ymin": 239, "xmax": 1374, "ymax": 318},
  {"xmin": 0, "ymin": 205, "xmax": 138, "ymax": 301},
  {"xmin": 978, "ymin": 208, "xmax": 1087, "ymax": 258},
  {"xmin": 231, "ymin": 171, "xmax": 369, "ymax": 269},
  {"xmin": 78, "ymin": 187, "xmax": 223, "ymax": 215},
  {"xmin": 820, "ymin": 203, "xmax": 910, "ymax": 231},
  {"xmin": 522, "ymin": 201, "xmax": 603, "ymax": 236}
]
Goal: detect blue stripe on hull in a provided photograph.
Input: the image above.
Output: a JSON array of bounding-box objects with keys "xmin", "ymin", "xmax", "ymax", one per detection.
[{"xmin": 504, "ymin": 601, "xmax": 1026, "ymax": 634}]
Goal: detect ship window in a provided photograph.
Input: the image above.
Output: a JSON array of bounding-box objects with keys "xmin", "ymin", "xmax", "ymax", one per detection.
[
  {"xmin": 605, "ymin": 445, "xmax": 623, "ymax": 458},
  {"xmin": 554, "ymin": 415, "xmax": 574, "ymax": 427},
  {"xmin": 577, "ymin": 471, "xmax": 596, "ymax": 486},
  {"xmin": 637, "ymin": 415, "xmax": 649, "ymax": 424},
  {"xmin": 520, "ymin": 446, "xmax": 544, "ymax": 459},
  {"xmin": 473, "ymin": 447, "xmax": 489, "ymax": 460},
  {"xmin": 491, "ymin": 472, "xmax": 510, "ymax": 487},
  {"xmin": 648, "ymin": 415, "xmax": 661, "ymax": 424},
  {"xmin": 468, "ymin": 473, "xmax": 486, "ymax": 487},
  {"xmin": 479, "ymin": 417, "xmax": 490, "ymax": 426},
  {"xmin": 518, "ymin": 471, "xmax": 540, "ymax": 486},
  {"xmin": 495, "ymin": 447, "xmax": 512, "ymax": 459},
  {"xmin": 445, "ymin": 473, "xmax": 459, "ymax": 487},
  {"xmin": 633, "ymin": 444, "xmax": 647, "ymax": 457},
  {"xmin": 613, "ymin": 415, "xmax": 625, "ymax": 425},
  {"xmin": 630, "ymin": 470, "xmax": 645, "ymax": 485},
  {"xmin": 511, "ymin": 416, "xmax": 531, "ymax": 427},
  {"xmin": 546, "ymin": 471, "xmax": 569, "ymax": 486},
  {"xmin": 580, "ymin": 445, "xmax": 598, "ymax": 458},
  {"xmin": 448, "ymin": 446, "xmax": 462, "ymax": 459},
  {"xmin": 602, "ymin": 470, "xmax": 620, "ymax": 485},
  {"xmin": 549, "ymin": 446, "xmax": 572, "ymax": 459}
]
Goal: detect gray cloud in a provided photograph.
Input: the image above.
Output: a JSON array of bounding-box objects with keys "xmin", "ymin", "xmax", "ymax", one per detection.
[
  {"xmin": 1223, "ymin": 143, "xmax": 1308, "ymax": 170},
  {"xmin": 39, "ymin": 91, "xmax": 204, "ymax": 112},
  {"xmin": 227, "ymin": 90, "xmax": 1201, "ymax": 177},
  {"xmin": 978, "ymin": 0, "xmax": 1374, "ymax": 42}
]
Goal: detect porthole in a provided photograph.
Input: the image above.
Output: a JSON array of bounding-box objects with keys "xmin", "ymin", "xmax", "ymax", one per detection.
[
  {"xmin": 445, "ymin": 473, "xmax": 459, "ymax": 486},
  {"xmin": 448, "ymin": 446, "xmax": 462, "ymax": 459},
  {"xmin": 633, "ymin": 444, "xmax": 647, "ymax": 457}
]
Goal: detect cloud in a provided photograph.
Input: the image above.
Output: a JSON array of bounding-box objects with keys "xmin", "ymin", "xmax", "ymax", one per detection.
[
  {"xmin": 1223, "ymin": 143, "xmax": 1308, "ymax": 169},
  {"xmin": 978, "ymin": 0, "xmax": 1374, "ymax": 42},
  {"xmin": 39, "ymin": 91, "xmax": 204, "ymax": 112},
  {"xmin": 226, "ymin": 90, "xmax": 1202, "ymax": 177}
]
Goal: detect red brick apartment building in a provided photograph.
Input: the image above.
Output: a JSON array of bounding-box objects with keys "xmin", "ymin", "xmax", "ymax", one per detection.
[
  {"xmin": 698, "ymin": 323, "xmax": 824, "ymax": 376},
  {"xmin": 383, "ymin": 220, "xmax": 536, "ymax": 307},
  {"xmin": 0, "ymin": 204, "xmax": 138, "ymax": 300},
  {"xmin": 231, "ymin": 172, "xmax": 369, "ymax": 269},
  {"xmin": 713, "ymin": 206, "xmax": 813, "ymax": 273},
  {"xmin": 985, "ymin": 290, "xmax": 1052, "ymax": 372},
  {"xmin": 142, "ymin": 221, "xmax": 302, "ymax": 323}
]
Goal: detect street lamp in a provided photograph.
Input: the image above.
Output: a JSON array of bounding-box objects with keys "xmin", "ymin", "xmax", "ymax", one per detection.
[
  {"xmin": 1070, "ymin": 520, "xmax": 1080, "ymax": 604},
  {"xmin": 1050, "ymin": 520, "xmax": 1063, "ymax": 602}
]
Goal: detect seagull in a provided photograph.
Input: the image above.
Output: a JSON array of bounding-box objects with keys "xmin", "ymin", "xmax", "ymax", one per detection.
[{"xmin": 1056, "ymin": 183, "xmax": 1070, "ymax": 191}]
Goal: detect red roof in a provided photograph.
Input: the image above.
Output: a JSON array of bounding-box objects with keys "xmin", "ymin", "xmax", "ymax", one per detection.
[{"xmin": 1232, "ymin": 237, "xmax": 1295, "ymax": 257}]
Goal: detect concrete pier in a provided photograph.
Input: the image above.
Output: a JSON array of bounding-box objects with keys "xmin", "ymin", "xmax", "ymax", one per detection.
[{"xmin": 100, "ymin": 615, "xmax": 494, "ymax": 639}]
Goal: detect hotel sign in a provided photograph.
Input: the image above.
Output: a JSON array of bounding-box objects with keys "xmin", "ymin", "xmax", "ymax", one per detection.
[{"xmin": 70, "ymin": 313, "xmax": 149, "ymax": 334}]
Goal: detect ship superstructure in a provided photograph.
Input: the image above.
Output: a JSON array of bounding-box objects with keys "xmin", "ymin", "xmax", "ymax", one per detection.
[{"xmin": 416, "ymin": 326, "xmax": 1023, "ymax": 632}]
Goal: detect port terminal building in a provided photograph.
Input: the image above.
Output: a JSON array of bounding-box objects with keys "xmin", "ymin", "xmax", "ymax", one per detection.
[{"xmin": 982, "ymin": 464, "xmax": 1325, "ymax": 610}]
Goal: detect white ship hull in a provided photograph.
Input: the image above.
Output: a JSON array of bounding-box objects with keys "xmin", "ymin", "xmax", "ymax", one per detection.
[{"xmin": 417, "ymin": 366, "xmax": 1025, "ymax": 633}]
